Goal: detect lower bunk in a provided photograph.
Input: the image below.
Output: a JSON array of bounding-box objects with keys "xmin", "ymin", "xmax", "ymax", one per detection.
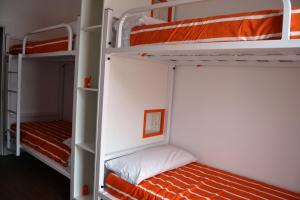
[
  {"xmin": 11, "ymin": 120, "xmax": 72, "ymax": 178},
  {"xmin": 102, "ymin": 145, "xmax": 300, "ymax": 200}
]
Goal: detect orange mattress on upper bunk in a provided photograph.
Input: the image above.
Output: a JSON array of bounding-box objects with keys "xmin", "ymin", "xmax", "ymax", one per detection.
[
  {"xmin": 106, "ymin": 162, "xmax": 300, "ymax": 200},
  {"xmin": 130, "ymin": 7, "xmax": 300, "ymax": 46},
  {"xmin": 11, "ymin": 120, "xmax": 72, "ymax": 167},
  {"xmin": 9, "ymin": 35, "xmax": 76, "ymax": 55}
]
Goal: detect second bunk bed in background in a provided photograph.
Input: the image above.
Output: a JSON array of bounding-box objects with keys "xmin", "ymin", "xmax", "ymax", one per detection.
[{"xmin": 5, "ymin": 0, "xmax": 105, "ymax": 199}]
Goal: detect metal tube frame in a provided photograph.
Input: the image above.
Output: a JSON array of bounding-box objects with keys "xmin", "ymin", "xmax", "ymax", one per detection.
[
  {"xmin": 116, "ymin": 0, "xmax": 292, "ymax": 47},
  {"xmin": 7, "ymin": 23, "xmax": 74, "ymax": 156},
  {"xmin": 16, "ymin": 54, "xmax": 22, "ymax": 156},
  {"xmin": 22, "ymin": 24, "xmax": 73, "ymax": 55}
]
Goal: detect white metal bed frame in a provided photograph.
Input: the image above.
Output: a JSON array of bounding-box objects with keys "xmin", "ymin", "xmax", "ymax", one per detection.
[
  {"xmin": 5, "ymin": 20, "xmax": 78, "ymax": 178},
  {"xmin": 97, "ymin": 0, "xmax": 300, "ymax": 199},
  {"xmin": 108, "ymin": 0, "xmax": 300, "ymax": 67}
]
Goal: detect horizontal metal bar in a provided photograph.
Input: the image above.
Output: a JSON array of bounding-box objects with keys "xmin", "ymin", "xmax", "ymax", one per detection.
[
  {"xmin": 124, "ymin": 0, "xmax": 206, "ymax": 15},
  {"xmin": 8, "ymin": 110, "xmax": 17, "ymax": 115},
  {"xmin": 81, "ymin": 25, "xmax": 102, "ymax": 32},
  {"xmin": 8, "ymin": 90, "xmax": 17, "ymax": 93},
  {"xmin": 150, "ymin": 54, "xmax": 300, "ymax": 62},
  {"xmin": 23, "ymin": 24, "xmax": 73, "ymax": 54},
  {"xmin": 7, "ymin": 129, "xmax": 16, "ymax": 134},
  {"xmin": 26, "ymin": 24, "xmax": 72, "ymax": 35}
]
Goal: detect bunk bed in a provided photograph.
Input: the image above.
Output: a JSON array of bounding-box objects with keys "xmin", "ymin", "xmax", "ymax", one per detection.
[
  {"xmin": 97, "ymin": 0, "xmax": 300, "ymax": 199},
  {"xmin": 6, "ymin": 19, "xmax": 79, "ymax": 178}
]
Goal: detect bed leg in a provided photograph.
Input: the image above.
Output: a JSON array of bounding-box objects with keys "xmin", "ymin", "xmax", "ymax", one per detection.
[{"xmin": 6, "ymin": 131, "xmax": 11, "ymax": 149}]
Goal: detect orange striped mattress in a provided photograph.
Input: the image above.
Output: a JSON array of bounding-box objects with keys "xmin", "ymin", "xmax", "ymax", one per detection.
[
  {"xmin": 11, "ymin": 120, "xmax": 72, "ymax": 167},
  {"xmin": 130, "ymin": 7, "xmax": 300, "ymax": 46},
  {"xmin": 106, "ymin": 162, "xmax": 300, "ymax": 200},
  {"xmin": 9, "ymin": 35, "xmax": 76, "ymax": 55}
]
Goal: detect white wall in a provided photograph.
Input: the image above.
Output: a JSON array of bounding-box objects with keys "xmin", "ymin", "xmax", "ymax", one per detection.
[
  {"xmin": 104, "ymin": 0, "xmax": 150, "ymax": 18},
  {"xmin": 170, "ymin": 66, "xmax": 300, "ymax": 192},
  {"xmin": 0, "ymin": 0, "xmax": 81, "ymax": 38},
  {"xmin": 102, "ymin": 56, "xmax": 170, "ymax": 154},
  {"xmin": 0, "ymin": 0, "xmax": 80, "ymax": 122},
  {"xmin": 7, "ymin": 60, "xmax": 74, "ymax": 122},
  {"xmin": 175, "ymin": 0, "xmax": 300, "ymax": 20},
  {"xmin": 63, "ymin": 64, "xmax": 75, "ymax": 121}
]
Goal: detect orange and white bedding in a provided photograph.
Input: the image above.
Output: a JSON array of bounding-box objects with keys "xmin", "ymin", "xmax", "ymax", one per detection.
[
  {"xmin": 130, "ymin": 7, "xmax": 300, "ymax": 46},
  {"xmin": 106, "ymin": 162, "xmax": 300, "ymax": 200},
  {"xmin": 11, "ymin": 120, "xmax": 72, "ymax": 167},
  {"xmin": 9, "ymin": 36, "xmax": 76, "ymax": 55}
]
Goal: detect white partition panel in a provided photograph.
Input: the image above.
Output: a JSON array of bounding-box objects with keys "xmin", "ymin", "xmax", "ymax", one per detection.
[
  {"xmin": 171, "ymin": 66, "xmax": 300, "ymax": 193},
  {"xmin": 104, "ymin": 0, "xmax": 150, "ymax": 18},
  {"xmin": 102, "ymin": 56, "xmax": 170, "ymax": 155},
  {"xmin": 72, "ymin": 1, "xmax": 103, "ymax": 199}
]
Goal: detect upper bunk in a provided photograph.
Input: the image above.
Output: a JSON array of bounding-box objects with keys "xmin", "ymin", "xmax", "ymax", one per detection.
[
  {"xmin": 7, "ymin": 19, "xmax": 79, "ymax": 61},
  {"xmin": 106, "ymin": 0, "xmax": 300, "ymax": 67}
]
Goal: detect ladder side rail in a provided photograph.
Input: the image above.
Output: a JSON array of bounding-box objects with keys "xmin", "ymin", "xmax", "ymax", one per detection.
[{"xmin": 16, "ymin": 54, "xmax": 22, "ymax": 156}]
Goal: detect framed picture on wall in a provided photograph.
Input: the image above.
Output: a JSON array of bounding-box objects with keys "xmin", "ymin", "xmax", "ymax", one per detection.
[
  {"xmin": 143, "ymin": 109, "xmax": 165, "ymax": 138},
  {"xmin": 151, "ymin": 0, "xmax": 174, "ymax": 22}
]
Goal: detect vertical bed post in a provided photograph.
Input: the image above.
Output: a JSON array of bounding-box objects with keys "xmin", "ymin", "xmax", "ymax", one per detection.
[
  {"xmin": 95, "ymin": 8, "xmax": 113, "ymax": 197},
  {"xmin": 165, "ymin": 65, "xmax": 176, "ymax": 144},
  {"xmin": 16, "ymin": 54, "xmax": 22, "ymax": 156},
  {"xmin": 281, "ymin": 0, "xmax": 292, "ymax": 40},
  {"xmin": 70, "ymin": 15, "xmax": 81, "ymax": 200},
  {"xmin": 97, "ymin": 54, "xmax": 111, "ymax": 195}
]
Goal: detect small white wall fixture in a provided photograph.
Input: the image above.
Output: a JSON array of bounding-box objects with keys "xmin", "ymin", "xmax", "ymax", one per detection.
[{"xmin": 143, "ymin": 109, "xmax": 165, "ymax": 138}]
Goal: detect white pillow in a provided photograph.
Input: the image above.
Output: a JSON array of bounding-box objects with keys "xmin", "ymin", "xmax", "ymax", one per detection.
[
  {"xmin": 139, "ymin": 16, "xmax": 166, "ymax": 25},
  {"xmin": 105, "ymin": 145, "xmax": 197, "ymax": 185}
]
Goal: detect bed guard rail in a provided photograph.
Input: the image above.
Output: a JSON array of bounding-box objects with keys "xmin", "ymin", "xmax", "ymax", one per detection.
[
  {"xmin": 116, "ymin": 0, "xmax": 292, "ymax": 48},
  {"xmin": 22, "ymin": 24, "xmax": 73, "ymax": 55}
]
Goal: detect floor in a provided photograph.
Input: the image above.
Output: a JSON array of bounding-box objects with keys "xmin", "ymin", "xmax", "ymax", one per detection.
[{"xmin": 0, "ymin": 152, "xmax": 70, "ymax": 200}]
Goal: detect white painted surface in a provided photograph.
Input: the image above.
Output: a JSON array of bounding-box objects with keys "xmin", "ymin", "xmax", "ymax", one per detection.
[
  {"xmin": 7, "ymin": 60, "xmax": 74, "ymax": 123},
  {"xmin": 170, "ymin": 66, "xmax": 300, "ymax": 192},
  {"xmin": 175, "ymin": 0, "xmax": 300, "ymax": 20},
  {"xmin": 104, "ymin": 0, "xmax": 150, "ymax": 18},
  {"xmin": 0, "ymin": 0, "xmax": 81, "ymax": 38},
  {"xmin": 102, "ymin": 56, "xmax": 170, "ymax": 154},
  {"xmin": 21, "ymin": 61, "xmax": 61, "ymax": 117},
  {"xmin": 72, "ymin": 1, "xmax": 103, "ymax": 198},
  {"xmin": 0, "ymin": 0, "xmax": 80, "ymax": 122}
]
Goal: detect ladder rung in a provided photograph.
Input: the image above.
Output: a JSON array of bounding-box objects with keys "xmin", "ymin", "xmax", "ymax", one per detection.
[
  {"xmin": 8, "ymin": 71, "xmax": 18, "ymax": 74},
  {"xmin": 8, "ymin": 110, "xmax": 17, "ymax": 115},
  {"xmin": 8, "ymin": 90, "xmax": 17, "ymax": 93},
  {"xmin": 7, "ymin": 129, "xmax": 16, "ymax": 134}
]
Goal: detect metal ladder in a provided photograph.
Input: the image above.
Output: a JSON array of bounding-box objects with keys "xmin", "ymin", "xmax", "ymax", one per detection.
[{"xmin": 6, "ymin": 54, "xmax": 22, "ymax": 156}]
